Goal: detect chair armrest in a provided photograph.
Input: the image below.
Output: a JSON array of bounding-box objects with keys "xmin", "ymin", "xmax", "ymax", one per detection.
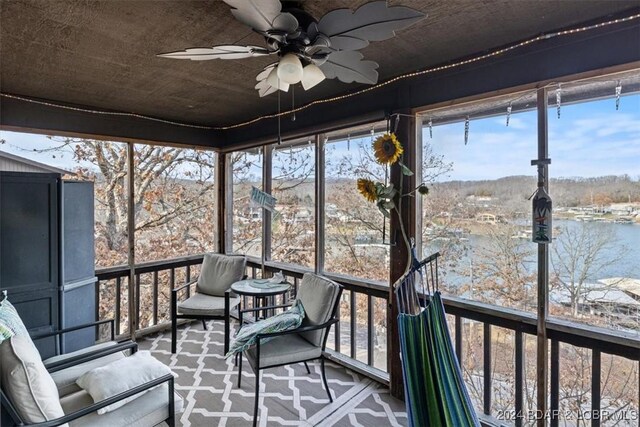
[
  {"xmin": 31, "ymin": 319, "xmax": 116, "ymax": 341},
  {"xmin": 172, "ymin": 279, "xmax": 198, "ymax": 294},
  {"xmin": 27, "ymin": 373, "xmax": 175, "ymax": 427},
  {"xmin": 46, "ymin": 341, "xmax": 139, "ymax": 373},
  {"xmin": 257, "ymin": 318, "xmax": 338, "ymax": 340},
  {"xmin": 240, "ymin": 303, "xmax": 292, "ymax": 314}
]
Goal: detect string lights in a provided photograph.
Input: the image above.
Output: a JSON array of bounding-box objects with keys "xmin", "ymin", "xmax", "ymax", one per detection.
[
  {"xmin": 615, "ymin": 81, "xmax": 622, "ymax": 110},
  {"xmin": 1, "ymin": 12, "xmax": 638, "ymax": 131},
  {"xmin": 506, "ymin": 102, "xmax": 512, "ymax": 126}
]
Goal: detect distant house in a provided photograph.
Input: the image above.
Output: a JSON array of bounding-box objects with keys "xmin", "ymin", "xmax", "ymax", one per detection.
[
  {"xmin": 609, "ymin": 203, "xmax": 638, "ymax": 216},
  {"xmin": 0, "ymin": 150, "xmax": 72, "ymax": 175},
  {"xmin": 476, "ymin": 213, "xmax": 497, "ymax": 224}
]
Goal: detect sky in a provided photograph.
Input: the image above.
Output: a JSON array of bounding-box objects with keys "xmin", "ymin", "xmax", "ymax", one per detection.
[
  {"xmin": 2, "ymin": 94, "xmax": 639, "ymax": 182},
  {"xmin": 421, "ymin": 94, "xmax": 640, "ymax": 181}
]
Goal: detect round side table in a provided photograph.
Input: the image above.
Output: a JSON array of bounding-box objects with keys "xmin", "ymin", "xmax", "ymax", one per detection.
[{"xmin": 230, "ymin": 279, "xmax": 291, "ymax": 328}]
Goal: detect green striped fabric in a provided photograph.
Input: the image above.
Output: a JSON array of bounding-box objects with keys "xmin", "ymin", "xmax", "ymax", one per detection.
[
  {"xmin": 398, "ymin": 291, "xmax": 480, "ymax": 427},
  {"xmin": 0, "ymin": 299, "xmax": 28, "ymax": 344}
]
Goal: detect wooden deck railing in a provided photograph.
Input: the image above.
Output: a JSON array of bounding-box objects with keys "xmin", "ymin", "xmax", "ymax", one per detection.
[{"xmin": 96, "ymin": 254, "xmax": 640, "ymax": 426}]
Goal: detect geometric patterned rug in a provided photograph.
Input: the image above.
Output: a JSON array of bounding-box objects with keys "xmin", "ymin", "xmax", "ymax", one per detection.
[{"xmin": 138, "ymin": 320, "xmax": 407, "ymax": 426}]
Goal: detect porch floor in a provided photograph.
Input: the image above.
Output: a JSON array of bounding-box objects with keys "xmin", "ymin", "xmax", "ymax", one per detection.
[{"xmin": 137, "ymin": 320, "xmax": 407, "ymax": 427}]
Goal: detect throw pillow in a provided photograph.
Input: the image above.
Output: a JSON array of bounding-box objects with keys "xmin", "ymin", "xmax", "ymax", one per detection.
[
  {"xmin": 0, "ymin": 335, "xmax": 66, "ymax": 424},
  {"xmin": 76, "ymin": 350, "xmax": 174, "ymax": 414}
]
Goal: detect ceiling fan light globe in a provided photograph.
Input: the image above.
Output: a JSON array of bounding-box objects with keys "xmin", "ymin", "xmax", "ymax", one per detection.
[
  {"xmin": 301, "ymin": 64, "xmax": 326, "ymax": 90},
  {"xmin": 265, "ymin": 67, "xmax": 290, "ymax": 92},
  {"xmin": 277, "ymin": 53, "xmax": 304, "ymax": 84},
  {"xmin": 266, "ymin": 67, "xmax": 280, "ymax": 87}
]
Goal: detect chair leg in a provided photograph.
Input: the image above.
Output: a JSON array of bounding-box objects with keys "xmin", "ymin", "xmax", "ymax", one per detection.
[
  {"xmin": 224, "ymin": 292, "xmax": 230, "ymax": 355},
  {"xmin": 253, "ymin": 370, "xmax": 260, "ymax": 427},
  {"xmin": 320, "ymin": 358, "xmax": 333, "ymax": 403},
  {"xmin": 202, "ymin": 319, "xmax": 207, "ymax": 330},
  {"xmin": 304, "ymin": 361, "xmax": 311, "ymax": 374},
  {"xmin": 237, "ymin": 353, "xmax": 243, "ymax": 388},
  {"xmin": 171, "ymin": 316, "xmax": 177, "ymax": 354}
]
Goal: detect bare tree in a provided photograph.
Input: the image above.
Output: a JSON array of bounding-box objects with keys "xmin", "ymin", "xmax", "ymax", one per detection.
[{"xmin": 551, "ymin": 222, "xmax": 629, "ymax": 318}]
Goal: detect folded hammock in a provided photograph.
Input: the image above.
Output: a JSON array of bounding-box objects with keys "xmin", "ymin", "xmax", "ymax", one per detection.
[{"xmin": 394, "ymin": 251, "xmax": 480, "ymax": 427}]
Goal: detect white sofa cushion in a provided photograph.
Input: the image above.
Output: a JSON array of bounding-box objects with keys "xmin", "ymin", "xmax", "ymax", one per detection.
[
  {"xmin": 50, "ymin": 349, "xmax": 126, "ymax": 397},
  {"xmin": 0, "ymin": 335, "xmax": 66, "ymax": 424},
  {"xmin": 75, "ymin": 350, "xmax": 174, "ymax": 414},
  {"xmin": 60, "ymin": 383, "xmax": 183, "ymax": 427}
]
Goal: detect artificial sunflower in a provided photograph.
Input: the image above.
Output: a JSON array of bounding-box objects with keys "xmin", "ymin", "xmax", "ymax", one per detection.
[
  {"xmin": 373, "ymin": 132, "xmax": 403, "ymax": 165},
  {"xmin": 357, "ymin": 178, "xmax": 377, "ymax": 203}
]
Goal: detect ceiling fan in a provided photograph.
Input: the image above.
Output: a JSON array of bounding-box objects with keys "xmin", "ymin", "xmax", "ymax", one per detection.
[{"xmin": 158, "ymin": 0, "xmax": 426, "ymax": 97}]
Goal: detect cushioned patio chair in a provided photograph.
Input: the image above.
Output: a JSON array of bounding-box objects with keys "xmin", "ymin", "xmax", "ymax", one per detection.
[
  {"xmin": 1, "ymin": 336, "xmax": 181, "ymax": 427},
  {"xmin": 171, "ymin": 253, "xmax": 246, "ymax": 354},
  {"xmin": 0, "ymin": 295, "xmax": 181, "ymax": 427},
  {"xmin": 236, "ymin": 273, "xmax": 343, "ymax": 427}
]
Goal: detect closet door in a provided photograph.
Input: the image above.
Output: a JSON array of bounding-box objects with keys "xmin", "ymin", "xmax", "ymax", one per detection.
[
  {"xmin": 61, "ymin": 180, "xmax": 96, "ymax": 353},
  {"xmin": 0, "ymin": 172, "xmax": 59, "ymax": 358}
]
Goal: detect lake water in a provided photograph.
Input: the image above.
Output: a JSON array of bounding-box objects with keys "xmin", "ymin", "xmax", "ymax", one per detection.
[{"xmin": 424, "ymin": 219, "xmax": 640, "ymax": 286}]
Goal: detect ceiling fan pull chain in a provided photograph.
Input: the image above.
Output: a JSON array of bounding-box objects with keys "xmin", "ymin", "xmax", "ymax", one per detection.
[
  {"xmin": 291, "ymin": 85, "xmax": 296, "ymax": 122},
  {"xmin": 277, "ymin": 89, "xmax": 282, "ymax": 145}
]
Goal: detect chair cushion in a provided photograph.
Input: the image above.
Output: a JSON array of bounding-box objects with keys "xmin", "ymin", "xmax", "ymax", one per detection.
[
  {"xmin": 245, "ymin": 334, "xmax": 322, "ymax": 371},
  {"xmin": 196, "ymin": 254, "xmax": 246, "ymax": 297},
  {"xmin": 0, "ymin": 335, "xmax": 66, "ymax": 424},
  {"xmin": 50, "ymin": 349, "xmax": 126, "ymax": 397},
  {"xmin": 177, "ymin": 293, "xmax": 240, "ymax": 317},
  {"xmin": 0, "ymin": 299, "xmax": 29, "ymax": 343},
  {"xmin": 76, "ymin": 351, "xmax": 174, "ymax": 414},
  {"xmin": 60, "ymin": 383, "xmax": 183, "ymax": 427},
  {"xmin": 296, "ymin": 273, "xmax": 340, "ymax": 346},
  {"xmin": 44, "ymin": 341, "xmax": 119, "ymax": 367},
  {"xmin": 227, "ymin": 300, "xmax": 305, "ymax": 357}
]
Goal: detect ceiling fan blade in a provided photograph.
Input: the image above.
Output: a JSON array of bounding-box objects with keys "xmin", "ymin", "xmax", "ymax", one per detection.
[
  {"xmin": 319, "ymin": 51, "xmax": 379, "ymax": 85},
  {"xmin": 157, "ymin": 45, "xmax": 271, "ymax": 60},
  {"xmin": 316, "ymin": 1, "xmax": 425, "ymax": 51},
  {"xmin": 256, "ymin": 63, "xmax": 278, "ymax": 81},
  {"xmin": 223, "ymin": 0, "xmax": 298, "ymax": 34},
  {"xmin": 255, "ymin": 80, "xmax": 278, "ymax": 97}
]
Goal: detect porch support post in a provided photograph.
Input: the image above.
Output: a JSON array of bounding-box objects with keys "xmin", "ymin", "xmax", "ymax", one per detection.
[
  {"xmin": 262, "ymin": 145, "xmax": 273, "ymax": 265},
  {"xmin": 216, "ymin": 152, "xmax": 227, "ymax": 254},
  {"xmin": 127, "ymin": 142, "xmax": 136, "ymax": 340},
  {"xmin": 536, "ymin": 87, "xmax": 550, "ymax": 425},
  {"xmin": 315, "ymin": 134, "xmax": 326, "ymax": 274},
  {"xmin": 388, "ymin": 109, "xmax": 418, "ymax": 399}
]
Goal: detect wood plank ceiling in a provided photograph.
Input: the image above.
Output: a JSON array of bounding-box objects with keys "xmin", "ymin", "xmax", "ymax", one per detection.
[{"xmin": 0, "ymin": 1, "xmax": 636, "ymax": 127}]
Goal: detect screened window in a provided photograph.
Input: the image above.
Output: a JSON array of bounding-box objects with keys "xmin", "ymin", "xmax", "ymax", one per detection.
[
  {"xmin": 271, "ymin": 139, "xmax": 316, "ymax": 268},
  {"xmin": 230, "ymin": 148, "xmax": 263, "ymax": 258}
]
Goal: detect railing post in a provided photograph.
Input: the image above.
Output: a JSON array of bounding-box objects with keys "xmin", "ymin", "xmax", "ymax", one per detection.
[
  {"xmin": 350, "ymin": 291, "xmax": 356, "ymax": 360},
  {"xmin": 550, "ymin": 340, "xmax": 560, "ymax": 427},
  {"xmin": 152, "ymin": 271, "xmax": 158, "ymax": 326},
  {"xmin": 591, "ymin": 350, "xmax": 601, "ymax": 427},
  {"xmin": 455, "ymin": 314, "xmax": 463, "ymax": 362},
  {"xmin": 367, "ymin": 295, "xmax": 374, "ymax": 366},
  {"xmin": 115, "ymin": 277, "xmax": 121, "ymax": 335},
  {"xmin": 515, "ymin": 331, "xmax": 525, "ymax": 427},
  {"xmin": 483, "ymin": 323, "xmax": 492, "ymax": 416}
]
